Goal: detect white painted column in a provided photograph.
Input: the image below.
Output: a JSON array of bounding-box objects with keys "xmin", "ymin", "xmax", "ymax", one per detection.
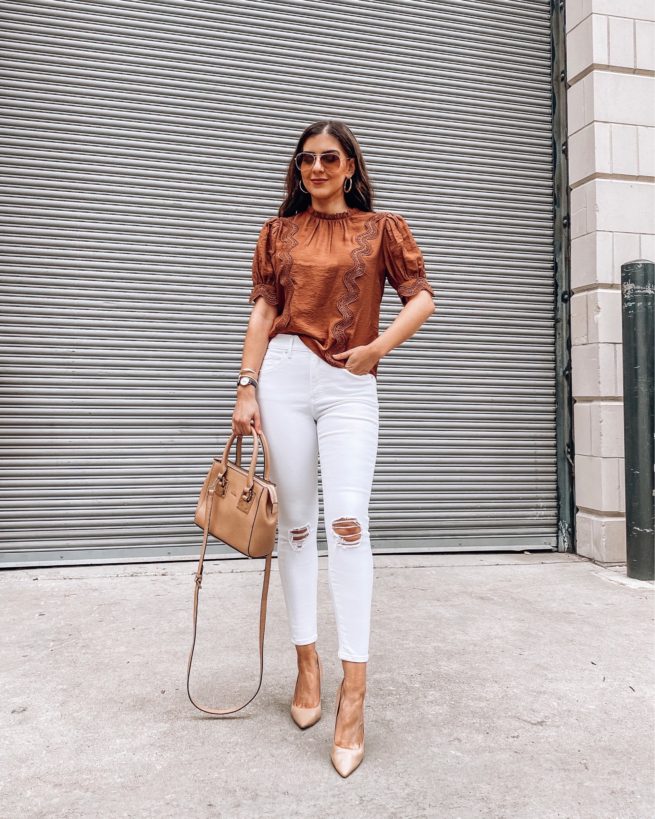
[{"xmin": 566, "ymin": 0, "xmax": 655, "ymax": 562}]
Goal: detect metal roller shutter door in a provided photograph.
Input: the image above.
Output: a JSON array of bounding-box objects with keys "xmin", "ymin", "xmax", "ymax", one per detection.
[{"xmin": 0, "ymin": 0, "xmax": 557, "ymax": 566}]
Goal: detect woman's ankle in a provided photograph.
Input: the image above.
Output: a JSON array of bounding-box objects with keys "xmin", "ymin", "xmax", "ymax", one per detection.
[
  {"xmin": 341, "ymin": 680, "xmax": 366, "ymax": 701},
  {"xmin": 295, "ymin": 642, "xmax": 318, "ymax": 669},
  {"xmin": 340, "ymin": 659, "xmax": 367, "ymax": 697}
]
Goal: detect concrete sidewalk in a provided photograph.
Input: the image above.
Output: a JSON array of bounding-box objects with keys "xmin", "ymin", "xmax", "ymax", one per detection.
[{"xmin": 2, "ymin": 552, "xmax": 653, "ymax": 819}]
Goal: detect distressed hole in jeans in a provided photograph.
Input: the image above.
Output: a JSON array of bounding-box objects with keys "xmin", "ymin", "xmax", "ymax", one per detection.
[
  {"xmin": 289, "ymin": 524, "xmax": 311, "ymax": 551},
  {"xmin": 331, "ymin": 516, "xmax": 362, "ymax": 548}
]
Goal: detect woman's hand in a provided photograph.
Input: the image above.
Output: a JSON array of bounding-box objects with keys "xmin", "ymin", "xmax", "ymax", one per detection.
[
  {"xmin": 232, "ymin": 386, "xmax": 263, "ymax": 436},
  {"xmin": 332, "ymin": 344, "xmax": 380, "ymax": 375}
]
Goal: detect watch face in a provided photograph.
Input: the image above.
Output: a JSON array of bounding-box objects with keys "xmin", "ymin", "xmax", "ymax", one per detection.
[{"xmin": 239, "ymin": 376, "xmax": 250, "ymax": 386}]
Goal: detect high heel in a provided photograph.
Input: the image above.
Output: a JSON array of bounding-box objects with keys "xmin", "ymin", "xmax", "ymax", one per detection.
[
  {"xmin": 290, "ymin": 652, "xmax": 322, "ymax": 729},
  {"xmin": 330, "ymin": 679, "xmax": 365, "ymax": 778}
]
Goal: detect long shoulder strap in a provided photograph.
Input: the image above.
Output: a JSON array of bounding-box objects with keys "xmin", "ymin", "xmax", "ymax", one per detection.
[{"xmin": 186, "ymin": 484, "xmax": 273, "ymax": 716}]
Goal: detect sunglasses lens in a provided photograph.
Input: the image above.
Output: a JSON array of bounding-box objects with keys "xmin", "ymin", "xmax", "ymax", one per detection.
[
  {"xmin": 322, "ymin": 152, "xmax": 341, "ymax": 166},
  {"xmin": 295, "ymin": 152, "xmax": 313, "ymax": 169}
]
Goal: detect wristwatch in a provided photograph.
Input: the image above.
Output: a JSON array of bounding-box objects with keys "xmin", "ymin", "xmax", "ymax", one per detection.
[{"xmin": 237, "ymin": 375, "xmax": 258, "ymax": 388}]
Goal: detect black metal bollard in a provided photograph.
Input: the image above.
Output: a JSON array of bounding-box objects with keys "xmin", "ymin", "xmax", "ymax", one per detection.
[{"xmin": 620, "ymin": 260, "xmax": 654, "ymax": 580}]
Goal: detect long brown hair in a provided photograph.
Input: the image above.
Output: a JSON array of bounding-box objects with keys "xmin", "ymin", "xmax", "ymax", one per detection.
[{"xmin": 278, "ymin": 120, "xmax": 375, "ymax": 217}]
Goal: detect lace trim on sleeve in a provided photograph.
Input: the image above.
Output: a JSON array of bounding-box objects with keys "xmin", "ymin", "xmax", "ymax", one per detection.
[
  {"xmin": 397, "ymin": 277, "xmax": 435, "ymax": 299},
  {"xmin": 248, "ymin": 283, "xmax": 278, "ymax": 306}
]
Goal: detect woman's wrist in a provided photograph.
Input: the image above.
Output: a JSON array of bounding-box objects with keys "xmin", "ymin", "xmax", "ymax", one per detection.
[{"xmin": 369, "ymin": 336, "xmax": 389, "ymax": 359}]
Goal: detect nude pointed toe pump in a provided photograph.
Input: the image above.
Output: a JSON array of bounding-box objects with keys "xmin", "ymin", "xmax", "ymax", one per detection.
[
  {"xmin": 290, "ymin": 652, "xmax": 323, "ymax": 729},
  {"xmin": 330, "ymin": 680, "xmax": 365, "ymax": 778}
]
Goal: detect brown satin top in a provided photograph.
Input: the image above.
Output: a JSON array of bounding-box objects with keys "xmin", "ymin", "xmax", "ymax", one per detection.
[{"xmin": 248, "ymin": 204, "xmax": 435, "ymax": 378}]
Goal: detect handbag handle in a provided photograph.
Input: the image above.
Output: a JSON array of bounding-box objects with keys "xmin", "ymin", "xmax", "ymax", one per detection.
[
  {"xmin": 236, "ymin": 432, "xmax": 271, "ymax": 480},
  {"xmin": 218, "ymin": 429, "xmax": 273, "ymax": 488},
  {"xmin": 186, "ymin": 478, "xmax": 273, "ymax": 716}
]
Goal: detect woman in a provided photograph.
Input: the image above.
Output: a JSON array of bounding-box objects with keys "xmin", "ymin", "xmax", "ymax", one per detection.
[{"xmin": 231, "ymin": 120, "xmax": 435, "ymax": 777}]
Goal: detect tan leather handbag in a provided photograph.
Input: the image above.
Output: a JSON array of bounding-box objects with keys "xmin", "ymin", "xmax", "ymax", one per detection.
[{"xmin": 186, "ymin": 429, "xmax": 278, "ymax": 716}]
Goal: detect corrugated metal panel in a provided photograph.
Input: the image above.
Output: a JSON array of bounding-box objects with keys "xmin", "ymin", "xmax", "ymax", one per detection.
[{"xmin": 0, "ymin": 0, "xmax": 556, "ymax": 566}]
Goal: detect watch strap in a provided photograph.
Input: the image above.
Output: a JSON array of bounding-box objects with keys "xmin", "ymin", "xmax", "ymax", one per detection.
[{"xmin": 237, "ymin": 375, "xmax": 258, "ymax": 388}]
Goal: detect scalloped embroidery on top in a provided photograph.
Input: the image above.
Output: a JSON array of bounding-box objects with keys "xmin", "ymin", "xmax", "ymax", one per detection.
[
  {"xmin": 329, "ymin": 213, "xmax": 381, "ymax": 356},
  {"xmin": 274, "ymin": 218, "xmax": 300, "ymax": 332}
]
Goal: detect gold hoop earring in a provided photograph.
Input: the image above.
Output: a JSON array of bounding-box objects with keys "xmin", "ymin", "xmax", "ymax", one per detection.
[
  {"xmin": 299, "ymin": 179, "xmax": 309, "ymax": 194},
  {"xmin": 343, "ymin": 177, "xmax": 353, "ymax": 193}
]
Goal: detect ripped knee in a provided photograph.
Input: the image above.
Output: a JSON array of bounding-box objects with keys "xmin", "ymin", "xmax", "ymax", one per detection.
[
  {"xmin": 288, "ymin": 523, "xmax": 311, "ymax": 552},
  {"xmin": 331, "ymin": 516, "xmax": 363, "ymax": 548}
]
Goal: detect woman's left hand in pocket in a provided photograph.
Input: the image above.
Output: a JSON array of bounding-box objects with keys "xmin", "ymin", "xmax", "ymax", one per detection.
[{"xmin": 332, "ymin": 344, "xmax": 379, "ymax": 375}]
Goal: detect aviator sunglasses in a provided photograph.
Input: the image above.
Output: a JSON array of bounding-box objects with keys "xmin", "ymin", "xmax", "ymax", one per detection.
[{"xmin": 294, "ymin": 150, "xmax": 345, "ymax": 171}]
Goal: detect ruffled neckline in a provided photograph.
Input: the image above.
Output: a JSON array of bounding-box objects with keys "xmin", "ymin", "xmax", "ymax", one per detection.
[{"xmin": 306, "ymin": 205, "xmax": 353, "ymax": 221}]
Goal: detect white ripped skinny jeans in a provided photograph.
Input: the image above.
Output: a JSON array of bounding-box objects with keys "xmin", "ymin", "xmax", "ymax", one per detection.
[{"xmin": 257, "ymin": 333, "xmax": 379, "ymax": 662}]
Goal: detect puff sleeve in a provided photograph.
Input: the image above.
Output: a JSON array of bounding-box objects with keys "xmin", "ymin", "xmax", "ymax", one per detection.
[
  {"xmin": 248, "ymin": 217, "xmax": 279, "ymax": 306},
  {"xmin": 381, "ymin": 213, "xmax": 435, "ymax": 306}
]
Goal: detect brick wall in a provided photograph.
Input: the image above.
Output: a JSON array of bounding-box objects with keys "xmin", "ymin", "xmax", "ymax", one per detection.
[{"xmin": 566, "ymin": 0, "xmax": 655, "ymax": 562}]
